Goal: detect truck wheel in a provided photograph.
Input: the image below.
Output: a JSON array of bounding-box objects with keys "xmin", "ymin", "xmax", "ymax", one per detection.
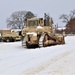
[
  {"xmin": 6, "ymin": 39, "xmax": 10, "ymax": 42},
  {"xmin": 10, "ymin": 37, "xmax": 14, "ymax": 42}
]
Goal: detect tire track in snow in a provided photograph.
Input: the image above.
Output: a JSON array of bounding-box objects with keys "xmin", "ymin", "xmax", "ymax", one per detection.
[
  {"xmin": 23, "ymin": 50, "xmax": 75, "ymax": 75},
  {"xmin": 47, "ymin": 51, "xmax": 75, "ymax": 75}
]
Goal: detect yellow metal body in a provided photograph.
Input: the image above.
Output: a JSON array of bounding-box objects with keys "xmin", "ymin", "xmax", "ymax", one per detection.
[
  {"xmin": 22, "ymin": 17, "xmax": 65, "ymax": 48},
  {"xmin": 0, "ymin": 29, "xmax": 21, "ymax": 42}
]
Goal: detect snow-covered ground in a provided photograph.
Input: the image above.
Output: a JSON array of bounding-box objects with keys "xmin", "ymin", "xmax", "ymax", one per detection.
[{"xmin": 0, "ymin": 36, "xmax": 75, "ymax": 75}]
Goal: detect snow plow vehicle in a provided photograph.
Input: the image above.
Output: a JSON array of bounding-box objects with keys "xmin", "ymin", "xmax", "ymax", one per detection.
[
  {"xmin": 21, "ymin": 14, "xmax": 65, "ymax": 48},
  {"xmin": 0, "ymin": 29, "xmax": 22, "ymax": 42}
]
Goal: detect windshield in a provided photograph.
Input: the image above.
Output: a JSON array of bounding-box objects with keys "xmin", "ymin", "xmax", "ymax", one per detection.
[{"xmin": 28, "ymin": 20, "xmax": 38, "ymax": 26}]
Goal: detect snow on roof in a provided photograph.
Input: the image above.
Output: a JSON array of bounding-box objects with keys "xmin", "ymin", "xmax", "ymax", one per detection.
[{"xmin": 11, "ymin": 29, "xmax": 21, "ymax": 32}]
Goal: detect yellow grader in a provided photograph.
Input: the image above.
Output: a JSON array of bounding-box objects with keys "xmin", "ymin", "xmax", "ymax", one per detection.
[
  {"xmin": 21, "ymin": 14, "xmax": 65, "ymax": 48},
  {"xmin": 0, "ymin": 29, "xmax": 22, "ymax": 42}
]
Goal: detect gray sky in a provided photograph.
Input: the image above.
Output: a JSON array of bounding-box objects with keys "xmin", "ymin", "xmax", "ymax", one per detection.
[{"xmin": 0, "ymin": 0, "xmax": 75, "ymax": 29}]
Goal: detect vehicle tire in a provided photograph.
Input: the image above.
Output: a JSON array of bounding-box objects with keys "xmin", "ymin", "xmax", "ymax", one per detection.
[{"xmin": 6, "ymin": 39, "xmax": 10, "ymax": 42}]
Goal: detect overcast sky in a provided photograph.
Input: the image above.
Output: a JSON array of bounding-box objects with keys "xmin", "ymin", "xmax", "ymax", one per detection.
[{"xmin": 0, "ymin": 0, "xmax": 75, "ymax": 29}]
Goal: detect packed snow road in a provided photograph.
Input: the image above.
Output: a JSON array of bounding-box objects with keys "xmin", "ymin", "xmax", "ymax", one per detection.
[{"xmin": 0, "ymin": 36, "xmax": 75, "ymax": 75}]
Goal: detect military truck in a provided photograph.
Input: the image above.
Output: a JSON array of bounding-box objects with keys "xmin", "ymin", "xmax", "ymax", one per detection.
[
  {"xmin": 21, "ymin": 14, "xmax": 65, "ymax": 48},
  {"xmin": 0, "ymin": 29, "xmax": 22, "ymax": 42}
]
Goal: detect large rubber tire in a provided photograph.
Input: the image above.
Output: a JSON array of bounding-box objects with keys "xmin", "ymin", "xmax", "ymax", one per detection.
[{"xmin": 9, "ymin": 37, "xmax": 15, "ymax": 42}]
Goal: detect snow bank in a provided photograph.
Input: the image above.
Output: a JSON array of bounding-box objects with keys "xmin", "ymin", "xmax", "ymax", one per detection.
[{"xmin": 0, "ymin": 36, "xmax": 75, "ymax": 75}]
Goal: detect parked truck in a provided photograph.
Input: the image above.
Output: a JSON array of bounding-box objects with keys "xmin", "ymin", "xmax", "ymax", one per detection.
[{"xmin": 0, "ymin": 29, "xmax": 22, "ymax": 42}]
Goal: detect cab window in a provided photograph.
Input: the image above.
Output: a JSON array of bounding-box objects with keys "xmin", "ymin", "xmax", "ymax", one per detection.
[{"xmin": 28, "ymin": 20, "xmax": 38, "ymax": 26}]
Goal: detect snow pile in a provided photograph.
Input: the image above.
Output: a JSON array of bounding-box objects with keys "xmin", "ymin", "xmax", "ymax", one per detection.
[
  {"xmin": 57, "ymin": 27, "xmax": 66, "ymax": 30},
  {"xmin": 0, "ymin": 36, "xmax": 75, "ymax": 75},
  {"xmin": 26, "ymin": 32, "xmax": 37, "ymax": 36},
  {"xmin": 36, "ymin": 26, "xmax": 43, "ymax": 29},
  {"xmin": 11, "ymin": 29, "xmax": 21, "ymax": 32}
]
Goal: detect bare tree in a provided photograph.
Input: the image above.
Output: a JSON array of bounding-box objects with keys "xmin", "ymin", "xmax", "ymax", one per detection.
[
  {"xmin": 6, "ymin": 11, "xmax": 35, "ymax": 29},
  {"xmin": 59, "ymin": 9, "xmax": 75, "ymax": 24},
  {"xmin": 25, "ymin": 11, "xmax": 35, "ymax": 19},
  {"xmin": 70, "ymin": 10, "xmax": 75, "ymax": 19},
  {"xmin": 60, "ymin": 9, "xmax": 75, "ymax": 34},
  {"xmin": 59, "ymin": 14, "xmax": 69, "ymax": 23}
]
